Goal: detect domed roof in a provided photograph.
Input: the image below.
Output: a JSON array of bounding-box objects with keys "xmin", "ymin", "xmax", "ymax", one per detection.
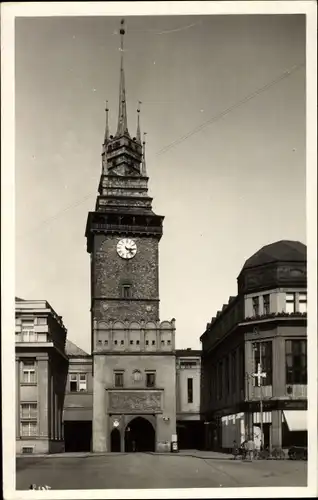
[{"xmin": 242, "ymin": 240, "xmax": 306, "ymax": 271}]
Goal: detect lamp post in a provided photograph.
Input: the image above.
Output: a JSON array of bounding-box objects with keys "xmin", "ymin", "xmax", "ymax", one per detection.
[{"xmin": 252, "ymin": 344, "xmax": 266, "ymax": 450}]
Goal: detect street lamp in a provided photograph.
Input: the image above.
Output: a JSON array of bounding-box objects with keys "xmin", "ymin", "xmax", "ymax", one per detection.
[{"xmin": 252, "ymin": 328, "xmax": 266, "ymax": 450}]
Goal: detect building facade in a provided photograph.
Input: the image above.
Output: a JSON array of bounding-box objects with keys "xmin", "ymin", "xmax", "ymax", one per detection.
[
  {"xmin": 63, "ymin": 340, "xmax": 93, "ymax": 452},
  {"xmin": 15, "ymin": 298, "xmax": 69, "ymax": 454},
  {"xmin": 176, "ymin": 349, "xmax": 204, "ymax": 449},
  {"xmin": 84, "ymin": 21, "xmax": 177, "ymax": 453},
  {"xmin": 201, "ymin": 240, "xmax": 307, "ymax": 452}
]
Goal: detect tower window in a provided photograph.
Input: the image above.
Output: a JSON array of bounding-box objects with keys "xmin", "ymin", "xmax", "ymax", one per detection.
[
  {"xmin": 146, "ymin": 372, "xmax": 156, "ymax": 387},
  {"xmin": 122, "ymin": 284, "xmax": 132, "ymax": 299},
  {"xmin": 114, "ymin": 372, "xmax": 124, "ymax": 387}
]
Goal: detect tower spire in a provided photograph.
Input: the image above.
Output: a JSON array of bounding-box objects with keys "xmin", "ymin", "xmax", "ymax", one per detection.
[
  {"xmin": 136, "ymin": 101, "xmax": 142, "ymax": 142},
  {"xmin": 141, "ymin": 132, "xmax": 147, "ymax": 176},
  {"xmin": 116, "ymin": 19, "xmax": 129, "ymax": 137}
]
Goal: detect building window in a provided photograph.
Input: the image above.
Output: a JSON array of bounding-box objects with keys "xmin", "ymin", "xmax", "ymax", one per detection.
[
  {"xmin": 286, "ymin": 292, "xmax": 296, "ymax": 313},
  {"xmin": 231, "ymin": 350, "xmax": 236, "ymax": 394},
  {"xmin": 187, "ymin": 377, "xmax": 193, "ymax": 403},
  {"xmin": 152, "ymin": 340, "xmax": 156, "ymax": 345},
  {"xmin": 22, "ymin": 359, "xmax": 36, "ymax": 384},
  {"xmin": 299, "ymin": 293, "xmax": 307, "ymax": 313},
  {"xmin": 120, "ymin": 340, "xmax": 124, "ymax": 345},
  {"xmin": 21, "ymin": 421, "xmax": 37, "ymax": 437},
  {"xmin": 253, "ymin": 342, "xmax": 272, "ymax": 386},
  {"xmin": 145, "ymin": 340, "xmax": 149, "ymax": 345},
  {"xmin": 285, "ymin": 340, "xmax": 307, "ymax": 384},
  {"xmin": 21, "ymin": 403, "xmax": 37, "ymax": 419},
  {"xmin": 20, "ymin": 403, "xmax": 37, "ymax": 437},
  {"xmin": 130, "ymin": 340, "xmax": 133, "ymax": 345},
  {"xmin": 161, "ymin": 340, "xmax": 165, "ymax": 345},
  {"xmin": 167, "ymin": 340, "xmax": 171, "ymax": 345},
  {"xmin": 180, "ymin": 360, "xmax": 197, "ymax": 369},
  {"xmin": 22, "ymin": 321, "xmax": 35, "ymax": 342},
  {"xmin": 114, "ymin": 372, "xmax": 124, "ymax": 387},
  {"xmin": 69, "ymin": 374, "xmax": 87, "ymax": 392},
  {"xmin": 146, "ymin": 372, "xmax": 155, "ymax": 388},
  {"xmin": 263, "ymin": 294, "xmax": 270, "ymax": 315},
  {"xmin": 114, "ymin": 340, "xmax": 118, "ymax": 345},
  {"xmin": 122, "ymin": 284, "xmax": 132, "ymax": 299},
  {"xmin": 252, "ymin": 296, "xmax": 259, "ymax": 316},
  {"xmin": 136, "ymin": 340, "xmax": 140, "ymax": 345}
]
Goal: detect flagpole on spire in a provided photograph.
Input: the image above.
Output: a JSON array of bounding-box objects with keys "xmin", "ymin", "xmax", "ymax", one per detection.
[
  {"xmin": 102, "ymin": 100, "xmax": 110, "ymax": 174},
  {"xmin": 136, "ymin": 101, "xmax": 142, "ymax": 142},
  {"xmin": 104, "ymin": 100, "xmax": 110, "ymax": 144},
  {"xmin": 116, "ymin": 19, "xmax": 129, "ymax": 137},
  {"xmin": 141, "ymin": 132, "xmax": 147, "ymax": 176}
]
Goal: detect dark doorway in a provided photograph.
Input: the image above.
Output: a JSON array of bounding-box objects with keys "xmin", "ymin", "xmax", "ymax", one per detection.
[
  {"xmin": 64, "ymin": 421, "xmax": 92, "ymax": 452},
  {"xmin": 124, "ymin": 417, "xmax": 155, "ymax": 452},
  {"xmin": 110, "ymin": 428, "xmax": 121, "ymax": 452},
  {"xmin": 177, "ymin": 421, "xmax": 205, "ymax": 450}
]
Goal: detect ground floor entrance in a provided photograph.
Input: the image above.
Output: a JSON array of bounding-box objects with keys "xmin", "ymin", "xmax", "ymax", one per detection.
[
  {"xmin": 177, "ymin": 421, "xmax": 205, "ymax": 450},
  {"xmin": 64, "ymin": 421, "xmax": 92, "ymax": 452},
  {"xmin": 125, "ymin": 417, "xmax": 155, "ymax": 452},
  {"xmin": 110, "ymin": 416, "xmax": 156, "ymax": 453}
]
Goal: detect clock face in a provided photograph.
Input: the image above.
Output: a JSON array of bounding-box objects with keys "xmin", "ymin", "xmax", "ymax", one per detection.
[{"xmin": 117, "ymin": 238, "xmax": 137, "ymax": 259}]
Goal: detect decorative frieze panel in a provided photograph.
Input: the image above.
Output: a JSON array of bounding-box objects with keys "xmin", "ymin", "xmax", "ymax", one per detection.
[{"xmin": 108, "ymin": 391, "xmax": 162, "ymax": 413}]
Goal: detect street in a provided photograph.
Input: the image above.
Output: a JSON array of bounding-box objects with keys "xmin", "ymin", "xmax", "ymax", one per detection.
[{"xmin": 16, "ymin": 451, "xmax": 307, "ymax": 490}]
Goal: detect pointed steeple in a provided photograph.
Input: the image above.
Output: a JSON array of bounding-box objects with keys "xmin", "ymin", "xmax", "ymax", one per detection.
[
  {"xmin": 141, "ymin": 132, "xmax": 147, "ymax": 176},
  {"xmin": 136, "ymin": 101, "xmax": 142, "ymax": 143},
  {"xmin": 116, "ymin": 19, "xmax": 129, "ymax": 137}
]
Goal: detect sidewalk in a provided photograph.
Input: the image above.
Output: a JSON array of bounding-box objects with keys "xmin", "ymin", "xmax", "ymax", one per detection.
[{"xmin": 17, "ymin": 449, "xmax": 232, "ymax": 460}]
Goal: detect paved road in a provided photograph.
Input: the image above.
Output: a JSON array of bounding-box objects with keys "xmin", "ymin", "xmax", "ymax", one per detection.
[{"xmin": 16, "ymin": 452, "xmax": 307, "ymax": 490}]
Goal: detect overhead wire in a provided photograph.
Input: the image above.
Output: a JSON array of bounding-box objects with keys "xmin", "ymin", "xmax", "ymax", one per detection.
[{"xmin": 17, "ymin": 62, "xmax": 304, "ymax": 241}]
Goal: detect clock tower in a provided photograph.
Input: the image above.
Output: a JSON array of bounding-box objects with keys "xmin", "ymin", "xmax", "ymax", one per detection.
[{"xmin": 85, "ymin": 20, "xmax": 176, "ymax": 453}]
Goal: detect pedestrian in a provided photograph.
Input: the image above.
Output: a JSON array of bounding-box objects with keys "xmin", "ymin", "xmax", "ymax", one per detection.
[
  {"xmin": 246, "ymin": 436, "xmax": 255, "ymax": 461},
  {"xmin": 240, "ymin": 440, "xmax": 247, "ymax": 460},
  {"xmin": 232, "ymin": 440, "xmax": 239, "ymax": 460}
]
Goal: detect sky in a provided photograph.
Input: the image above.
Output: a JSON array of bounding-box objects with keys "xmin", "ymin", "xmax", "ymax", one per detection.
[{"xmin": 15, "ymin": 14, "xmax": 306, "ymax": 353}]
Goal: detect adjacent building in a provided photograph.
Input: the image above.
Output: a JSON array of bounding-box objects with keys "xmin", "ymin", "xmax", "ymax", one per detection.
[
  {"xmin": 201, "ymin": 240, "xmax": 307, "ymax": 452},
  {"xmin": 176, "ymin": 349, "xmax": 204, "ymax": 450},
  {"xmin": 15, "ymin": 298, "xmax": 68, "ymax": 454}
]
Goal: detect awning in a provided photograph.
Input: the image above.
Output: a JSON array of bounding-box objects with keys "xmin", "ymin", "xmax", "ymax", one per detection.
[{"xmin": 283, "ymin": 410, "xmax": 307, "ymax": 431}]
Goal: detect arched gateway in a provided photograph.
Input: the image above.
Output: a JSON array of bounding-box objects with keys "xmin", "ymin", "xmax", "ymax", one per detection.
[{"xmin": 124, "ymin": 417, "xmax": 155, "ymax": 452}]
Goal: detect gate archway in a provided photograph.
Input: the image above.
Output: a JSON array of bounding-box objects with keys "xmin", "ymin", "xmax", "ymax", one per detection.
[
  {"xmin": 110, "ymin": 428, "xmax": 121, "ymax": 452},
  {"xmin": 124, "ymin": 417, "xmax": 155, "ymax": 452}
]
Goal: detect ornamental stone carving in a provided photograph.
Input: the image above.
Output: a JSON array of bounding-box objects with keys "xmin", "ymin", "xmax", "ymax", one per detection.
[{"xmin": 109, "ymin": 391, "xmax": 161, "ymax": 412}]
